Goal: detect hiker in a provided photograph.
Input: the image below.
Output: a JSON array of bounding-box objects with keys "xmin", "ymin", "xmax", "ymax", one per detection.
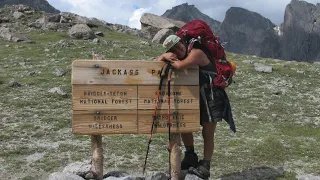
[{"xmin": 156, "ymin": 34, "xmax": 235, "ymax": 179}]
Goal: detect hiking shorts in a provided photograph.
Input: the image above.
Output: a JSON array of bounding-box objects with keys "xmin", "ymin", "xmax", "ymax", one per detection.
[{"xmin": 200, "ymin": 84, "xmax": 224, "ymax": 125}]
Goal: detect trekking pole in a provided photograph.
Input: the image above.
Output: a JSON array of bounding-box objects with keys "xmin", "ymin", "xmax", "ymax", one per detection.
[
  {"xmin": 167, "ymin": 66, "xmax": 173, "ymax": 179},
  {"xmin": 143, "ymin": 63, "xmax": 170, "ymax": 175}
]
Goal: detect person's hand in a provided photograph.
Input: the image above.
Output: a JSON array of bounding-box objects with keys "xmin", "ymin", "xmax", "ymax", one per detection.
[
  {"xmin": 163, "ymin": 52, "xmax": 178, "ymax": 62},
  {"xmin": 156, "ymin": 52, "xmax": 179, "ymax": 62}
]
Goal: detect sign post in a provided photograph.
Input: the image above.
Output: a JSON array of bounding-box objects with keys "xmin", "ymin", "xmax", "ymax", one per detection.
[{"xmin": 72, "ymin": 60, "xmax": 200, "ymax": 178}]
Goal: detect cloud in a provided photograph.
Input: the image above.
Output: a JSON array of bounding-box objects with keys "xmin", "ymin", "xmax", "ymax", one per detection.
[
  {"xmin": 51, "ymin": 0, "xmax": 135, "ymax": 25},
  {"xmin": 48, "ymin": 0, "xmax": 320, "ymax": 27},
  {"xmin": 129, "ymin": 7, "xmax": 151, "ymax": 29}
]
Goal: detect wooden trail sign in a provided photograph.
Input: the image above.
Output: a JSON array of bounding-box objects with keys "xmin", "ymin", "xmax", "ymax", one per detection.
[{"xmin": 72, "ymin": 60, "xmax": 200, "ymax": 135}]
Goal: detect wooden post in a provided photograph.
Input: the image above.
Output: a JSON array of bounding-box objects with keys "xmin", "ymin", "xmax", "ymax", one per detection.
[
  {"xmin": 170, "ymin": 133, "xmax": 181, "ymax": 180},
  {"xmin": 91, "ymin": 135, "xmax": 103, "ymax": 180}
]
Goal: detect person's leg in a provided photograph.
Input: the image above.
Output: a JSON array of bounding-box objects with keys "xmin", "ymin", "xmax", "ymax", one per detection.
[
  {"xmin": 202, "ymin": 122, "xmax": 217, "ymax": 161},
  {"xmin": 188, "ymin": 122, "xmax": 216, "ymax": 179},
  {"xmin": 180, "ymin": 133, "xmax": 198, "ymax": 170},
  {"xmin": 189, "ymin": 86, "xmax": 222, "ymax": 179},
  {"xmin": 181, "ymin": 133, "xmax": 194, "ymax": 147}
]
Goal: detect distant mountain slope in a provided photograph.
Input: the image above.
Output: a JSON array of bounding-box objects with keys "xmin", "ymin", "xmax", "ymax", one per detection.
[
  {"xmin": 161, "ymin": 3, "xmax": 221, "ymax": 33},
  {"xmin": 0, "ymin": 0, "xmax": 60, "ymax": 13}
]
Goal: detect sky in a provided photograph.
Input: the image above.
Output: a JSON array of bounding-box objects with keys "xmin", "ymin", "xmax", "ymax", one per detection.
[{"xmin": 47, "ymin": 0, "xmax": 320, "ymax": 29}]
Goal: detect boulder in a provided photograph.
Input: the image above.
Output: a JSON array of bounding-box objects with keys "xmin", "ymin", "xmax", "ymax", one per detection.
[
  {"xmin": 140, "ymin": 13, "xmax": 185, "ymax": 39},
  {"xmin": 149, "ymin": 172, "xmax": 170, "ymax": 180},
  {"xmin": 67, "ymin": 24, "xmax": 95, "ymax": 40},
  {"xmin": 0, "ymin": 17, "xmax": 10, "ymax": 23},
  {"xmin": 95, "ymin": 31, "xmax": 104, "ymax": 37},
  {"xmin": 60, "ymin": 12, "xmax": 107, "ymax": 28},
  {"xmin": 62, "ymin": 161, "xmax": 91, "ymax": 177},
  {"xmin": 0, "ymin": 27, "xmax": 29, "ymax": 42},
  {"xmin": 298, "ymin": 174, "xmax": 320, "ymax": 180},
  {"xmin": 254, "ymin": 63, "xmax": 273, "ymax": 73},
  {"xmin": 152, "ymin": 28, "xmax": 174, "ymax": 44},
  {"xmin": 103, "ymin": 171, "xmax": 129, "ymax": 178},
  {"xmin": 48, "ymin": 14, "xmax": 61, "ymax": 22},
  {"xmin": 8, "ymin": 81, "xmax": 21, "ymax": 87},
  {"xmin": 184, "ymin": 174, "xmax": 204, "ymax": 180},
  {"xmin": 13, "ymin": 11, "xmax": 24, "ymax": 19},
  {"xmin": 48, "ymin": 87, "xmax": 68, "ymax": 97},
  {"xmin": 48, "ymin": 172, "xmax": 84, "ymax": 180}
]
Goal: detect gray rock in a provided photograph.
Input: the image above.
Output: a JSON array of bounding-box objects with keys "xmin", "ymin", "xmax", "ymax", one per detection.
[
  {"xmin": 149, "ymin": 172, "xmax": 169, "ymax": 180},
  {"xmin": 48, "ymin": 87, "xmax": 67, "ymax": 96},
  {"xmin": 298, "ymin": 174, "xmax": 320, "ymax": 180},
  {"xmin": 103, "ymin": 171, "xmax": 129, "ymax": 178},
  {"xmin": 48, "ymin": 14, "xmax": 61, "ymax": 23},
  {"xmin": 59, "ymin": 15, "xmax": 69, "ymax": 23},
  {"xmin": 24, "ymin": 10, "xmax": 34, "ymax": 15},
  {"xmin": 8, "ymin": 81, "xmax": 21, "ymax": 87},
  {"xmin": 44, "ymin": 22, "xmax": 59, "ymax": 31},
  {"xmin": 152, "ymin": 29, "xmax": 174, "ymax": 44},
  {"xmin": 103, "ymin": 177, "xmax": 144, "ymax": 180},
  {"xmin": 122, "ymin": 28, "xmax": 141, "ymax": 37},
  {"xmin": 84, "ymin": 172, "xmax": 95, "ymax": 179},
  {"xmin": 0, "ymin": 27, "xmax": 29, "ymax": 42},
  {"xmin": 68, "ymin": 24, "xmax": 95, "ymax": 40},
  {"xmin": 93, "ymin": 38, "xmax": 100, "ymax": 44},
  {"xmin": 140, "ymin": 13, "xmax": 185, "ymax": 39},
  {"xmin": 243, "ymin": 60, "xmax": 254, "ymax": 64},
  {"xmin": 95, "ymin": 31, "xmax": 104, "ymax": 37},
  {"xmin": 185, "ymin": 174, "xmax": 204, "ymax": 180},
  {"xmin": 103, "ymin": 177, "xmax": 132, "ymax": 180},
  {"xmin": 0, "ymin": 17, "xmax": 10, "ymax": 23},
  {"xmin": 13, "ymin": 11, "xmax": 24, "ymax": 19},
  {"xmin": 62, "ymin": 161, "xmax": 91, "ymax": 177},
  {"xmin": 254, "ymin": 63, "xmax": 273, "ymax": 73},
  {"xmin": 60, "ymin": 12, "xmax": 107, "ymax": 28},
  {"xmin": 53, "ymin": 69, "xmax": 67, "ymax": 77},
  {"xmin": 48, "ymin": 172, "xmax": 85, "ymax": 180},
  {"xmin": 28, "ymin": 71, "xmax": 36, "ymax": 76},
  {"xmin": 16, "ymin": 4, "xmax": 31, "ymax": 12},
  {"xmin": 124, "ymin": 49, "xmax": 130, "ymax": 54}
]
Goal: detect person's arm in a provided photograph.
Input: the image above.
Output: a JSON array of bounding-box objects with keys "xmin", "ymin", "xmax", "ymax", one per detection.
[
  {"xmin": 156, "ymin": 52, "xmax": 178, "ymax": 62},
  {"xmin": 169, "ymin": 49, "xmax": 209, "ymax": 69}
]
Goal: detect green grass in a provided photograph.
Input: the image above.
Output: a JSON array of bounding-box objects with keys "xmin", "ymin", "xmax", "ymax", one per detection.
[{"xmin": 1, "ymin": 28, "xmax": 320, "ymax": 180}]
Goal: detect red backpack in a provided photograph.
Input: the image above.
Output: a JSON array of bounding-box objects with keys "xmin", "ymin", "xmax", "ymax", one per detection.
[{"xmin": 176, "ymin": 20, "xmax": 233, "ymax": 88}]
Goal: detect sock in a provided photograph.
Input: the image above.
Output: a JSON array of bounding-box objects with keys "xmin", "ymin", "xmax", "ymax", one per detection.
[{"xmin": 185, "ymin": 146, "xmax": 195, "ymax": 153}]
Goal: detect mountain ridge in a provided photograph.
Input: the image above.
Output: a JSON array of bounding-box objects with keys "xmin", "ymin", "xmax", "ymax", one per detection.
[{"xmin": 0, "ymin": 0, "xmax": 60, "ymax": 13}]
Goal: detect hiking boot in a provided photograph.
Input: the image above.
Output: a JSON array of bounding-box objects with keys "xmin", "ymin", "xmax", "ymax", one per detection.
[
  {"xmin": 188, "ymin": 160, "xmax": 210, "ymax": 179},
  {"xmin": 181, "ymin": 151, "xmax": 198, "ymax": 170}
]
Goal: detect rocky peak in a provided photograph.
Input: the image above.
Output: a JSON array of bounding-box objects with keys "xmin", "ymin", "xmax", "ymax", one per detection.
[
  {"xmin": 161, "ymin": 3, "xmax": 221, "ymax": 33},
  {"xmin": 0, "ymin": 0, "xmax": 60, "ymax": 14},
  {"xmin": 224, "ymin": 7, "xmax": 275, "ymax": 30},
  {"xmin": 281, "ymin": 0, "xmax": 320, "ymax": 61},
  {"xmin": 218, "ymin": 7, "xmax": 280, "ymax": 58}
]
